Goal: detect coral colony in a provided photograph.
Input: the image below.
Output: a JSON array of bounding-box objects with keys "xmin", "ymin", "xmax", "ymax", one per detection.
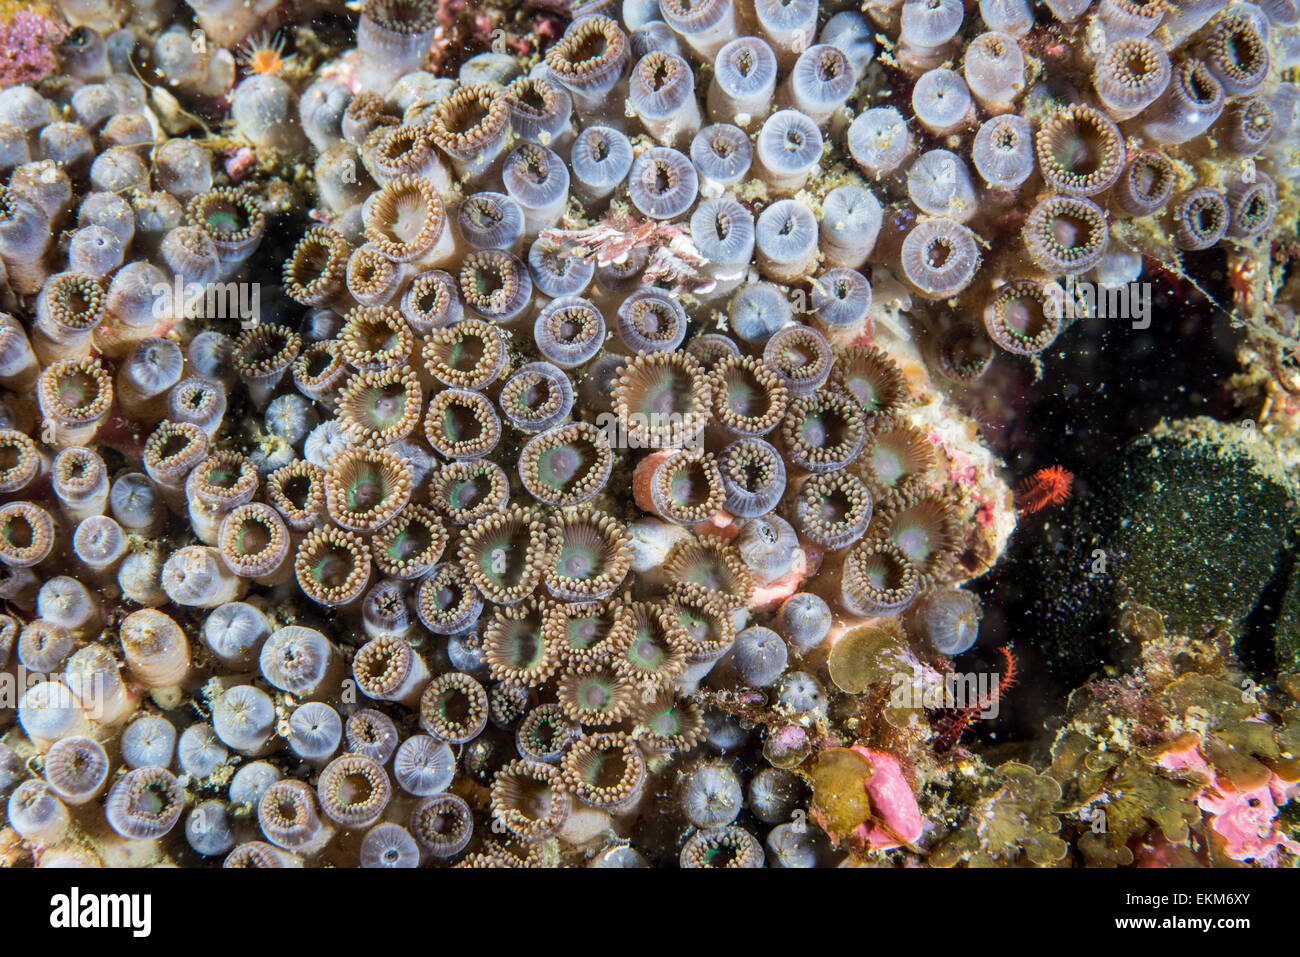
[{"xmin": 0, "ymin": 0, "xmax": 1296, "ymax": 870}]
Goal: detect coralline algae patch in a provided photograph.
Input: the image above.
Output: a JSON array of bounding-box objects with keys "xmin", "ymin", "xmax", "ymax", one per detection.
[{"xmin": 0, "ymin": 0, "xmax": 1295, "ymax": 870}]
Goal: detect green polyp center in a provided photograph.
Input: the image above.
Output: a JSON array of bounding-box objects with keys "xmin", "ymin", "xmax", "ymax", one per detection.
[
  {"xmin": 246, "ymin": 334, "xmax": 287, "ymax": 365},
  {"xmin": 500, "ymin": 624, "xmax": 544, "ymax": 667},
  {"xmin": 629, "ymin": 632, "xmax": 668, "ymax": 670},
  {"xmin": 511, "ymin": 377, "xmax": 551, "ymax": 414},
  {"xmin": 1050, "ymin": 212, "xmax": 1092, "ymax": 251},
  {"xmin": 862, "ymin": 554, "xmax": 906, "ymax": 591},
  {"xmin": 429, "ymin": 579, "xmax": 464, "ymax": 613},
  {"xmin": 336, "ymin": 772, "xmax": 374, "ymax": 808},
  {"xmin": 567, "ymin": 615, "xmax": 607, "ymax": 650},
  {"xmin": 579, "ymin": 678, "xmax": 613, "ymax": 710},
  {"xmin": 470, "ymin": 266, "xmax": 504, "ymax": 300},
  {"xmin": 648, "ymin": 709, "xmax": 679, "ymax": 736},
  {"xmin": 725, "ymin": 372, "xmax": 765, "ymax": 417},
  {"xmin": 433, "ymin": 688, "xmax": 471, "ymax": 724},
  {"xmin": 136, "ymin": 782, "xmax": 171, "ymax": 818},
  {"xmin": 1051, "ymin": 124, "xmax": 1104, "ymax": 176},
  {"xmin": 3, "ymin": 517, "xmax": 32, "ymax": 548},
  {"xmin": 576, "ymin": 749, "xmax": 626, "ymax": 788},
  {"xmin": 310, "ymin": 546, "xmax": 354, "ymax": 587},
  {"xmin": 871, "ymin": 439, "xmax": 910, "ymax": 486},
  {"xmin": 235, "ymin": 519, "xmax": 272, "ymax": 556},
  {"xmin": 537, "ymin": 443, "xmax": 588, "ymax": 488},
  {"xmin": 204, "ymin": 202, "xmax": 247, "ymax": 237},
  {"xmin": 478, "ymin": 529, "xmax": 529, "ymax": 585},
  {"xmin": 667, "ymin": 465, "xmax": 709, "ymax": 507},
  {"xmin": 636, "ymin": 369, "xmax": 691, "ymax": 416},
  {"xmin": 511, "ymin": 777, "xmax": 556, "ymax": 822},
  {"xmin": 443, "ymin": 335, "xmax": 486, "ymax": 373},
  {"xmin": 682, "ymin": 557, "xmax": 728, "ymax": 591},
  {"xmin": 799, "ymin": 409, "xmax": 849, "ymax": 450},
  {"xmin": 557, "ymin": 544, "xmax": 599, "ymax": 580},
  {"xmin": 447, "ymin": 473, "xmax": 490, "ymax": 511},
  {"xmin": 363, "ymin": 384, "xmax": 408, "ymax": 427},
  {"xmin": 1002, "ymin": 296, "xmax": 1047, "ymax": 338},
  {"xmin": 674, "ymin": 608, "xmax": 718, "ymax": 644},
  {"xmin": 345, "ymin": 465, "xmax": 390, "ymax": 512},
  {"xmin": 525, "ymin": 718, "xmax": 560, "ymax": 752},
  {"xmin": 846, "ymin": 374, "xmax": 882, "ymax": 409},
  {"xmin": 157, "ymin": 433, "xmax": 191, "ymax": 462},
  {"xmin": 385, "ymin": 522, "xmax": 430, "ymax": 561},
  {"xmin": 441, "ymin": 403, "xmax": 484, "ymax": 444},
  {"xmin": 892, "ymin": 515, "xmax": 935, "ymax": 563},
  {"xmin": 296, "ymin": 243, "xmax": 331, "ymax": 282},
  {"xmin": 814, "ymin": 489, "xmax": 853, "ymax": 526},
  {"xmin": 209, "ymin": 467, "xmax": 242, "ymax": 490},
  {"xmin": 699, "ymin": 841, "xmax": 740, "ymax": 867},
  {"xmin": 304, "ymin": 350, "xmax": 333, "ymax": 378},
  {"xmin": 56, "ymin": 372, "xmax": 95, "ymax": 411}
]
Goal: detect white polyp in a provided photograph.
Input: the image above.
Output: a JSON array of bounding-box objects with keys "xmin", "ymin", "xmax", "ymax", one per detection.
[
  {"xmin": 912, "ymin": 68, "xmax": 973, "ymax": 135},
  {"xmin": 18, "ymin": 680, "xmax": 89, "ymax": 751},
  {"xmin": 162, "ymin": 545, "xmax": 247, "ymax": 608}
]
